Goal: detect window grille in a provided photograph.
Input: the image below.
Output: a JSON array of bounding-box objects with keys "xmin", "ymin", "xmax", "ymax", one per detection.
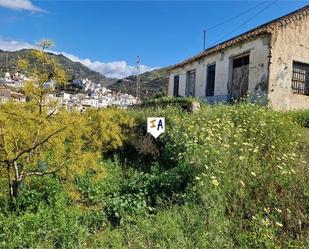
[{"xmin": 292, "ymin": 62, "xmax": 309, "ymax": 95}]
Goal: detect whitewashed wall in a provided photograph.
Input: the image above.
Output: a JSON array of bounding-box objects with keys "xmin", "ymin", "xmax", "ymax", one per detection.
[{"xmin": 168, "ymin": 35, "xmax": 271, "ymax": 103}]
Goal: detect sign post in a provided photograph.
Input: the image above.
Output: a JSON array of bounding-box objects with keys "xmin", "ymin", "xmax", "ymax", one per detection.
[{"xmin": 147, "ymin": 117, "xmax": 165, "ymax": 138}]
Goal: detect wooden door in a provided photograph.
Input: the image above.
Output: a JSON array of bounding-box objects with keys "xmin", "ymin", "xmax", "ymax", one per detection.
[
  {"xmin": 231, "ymin": 55, "xmax": 249, "ymax": 102},
  {"xmin": 187, "ymin": 70, "xmax": 196, "ymax": 97}
]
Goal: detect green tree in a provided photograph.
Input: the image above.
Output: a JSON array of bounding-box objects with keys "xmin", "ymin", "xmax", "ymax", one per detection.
[{"xmin": 0, "ymin": 40, "xmax": 71, "ymax": 204}]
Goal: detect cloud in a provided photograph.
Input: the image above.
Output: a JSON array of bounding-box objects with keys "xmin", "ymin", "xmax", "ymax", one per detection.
[
  {"xmin": 61, "ymin": 52, "xmax": 156, "ymax": 79},
  {"xmin": 0, "ymin": 0, "xmax": 45, "ymax": 12},
  {"xmin": 0, "ymin": 38, "xmax": 156, "ymax": 79},
  {"xmin": 0, "ymin": 38, "xmax": 35, "ymax": 51}
]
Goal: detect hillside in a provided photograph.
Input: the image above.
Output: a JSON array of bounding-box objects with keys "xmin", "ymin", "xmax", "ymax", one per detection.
[
  {"xmin": 109, "ymin": 67, "xmax": 169, "ymax": 98},
  {"xmin": 0, "ymin": 49, "xmax": 116, "ymax": 86}
]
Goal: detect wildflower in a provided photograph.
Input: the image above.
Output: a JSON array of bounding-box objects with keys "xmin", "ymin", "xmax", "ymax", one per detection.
[
  {"xmin": 264, "ymin": 207, "xmax": 270, "ymax": 213},
  {"xmin": 195, "ymin": 176, "xmax": 201, "ymax": 181},
  {"xmin": 262, "ymin": 218, "xmax": 270, "ymax": 226},
  {"xmin": 275, "ymin": 222, "xmax": 283, "ymax": 227},
  {"xmin": 239, "ymin": 156, "xmax": 245, "ymax": 161},
  {"xmin": 212, "ymin": 179, "xmax": 219, "ymax": 186},
  {"xmin": 275, "ymin": 208, "xmax": 282, "ymax": 213},
  {"xmin": 239, "ymin": 180, "xmax": 245, "ymax": 187},
  {"xmin": 250, "ymin": 171, "xmax": 256, "ymax": 177}
]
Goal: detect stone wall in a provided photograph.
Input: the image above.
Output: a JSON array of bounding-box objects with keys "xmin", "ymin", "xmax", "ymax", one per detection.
[{"xmin": 268, "ymin": 14, "xmax": 309, "ymax": 110}]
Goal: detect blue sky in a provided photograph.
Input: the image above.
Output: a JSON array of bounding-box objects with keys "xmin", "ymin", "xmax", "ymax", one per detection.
[{"xmin": 0, "ymin": 0, "xmax": 307, "ymax": 78}]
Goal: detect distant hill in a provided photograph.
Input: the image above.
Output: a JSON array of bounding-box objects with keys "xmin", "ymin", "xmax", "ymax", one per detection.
[
  {"xmin": 0, "ymin": 49, "xmax": 116, "ymax": 87},
  {"xmin": 109, "ymin": 68, "xmax": 169, "ymax": 98}
]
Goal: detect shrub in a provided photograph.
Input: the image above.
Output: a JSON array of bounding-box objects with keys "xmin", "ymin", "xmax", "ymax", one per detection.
[
  {"xmin": 289, "ymin": 109, "xmax": 309, "ymax": 128},
  {"xmin": 139, "ymin": 96, "xmax": 198, "ymax": 111}
]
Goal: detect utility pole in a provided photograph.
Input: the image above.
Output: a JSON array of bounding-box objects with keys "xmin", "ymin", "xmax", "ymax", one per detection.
[
  {"xmin": 136, "ymin": 55, "xmax": 141, "ymax": 102},
  {"xmin": 203, "ymin": 30, "xmax": 207, "ymax": 51},
  {"xmin": 6, "ymin": 52, "xmax": 8, "ymax": 72}
]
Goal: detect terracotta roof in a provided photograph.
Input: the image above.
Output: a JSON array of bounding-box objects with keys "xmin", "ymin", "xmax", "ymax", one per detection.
[{"xmin": 168, "ymin": 5, "xmax": 309, "ymax": 71}]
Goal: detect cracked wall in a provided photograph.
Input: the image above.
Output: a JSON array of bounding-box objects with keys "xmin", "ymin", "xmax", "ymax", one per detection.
[{"xmin": 268, "ymin": 15, "xmax": 309, "ymax": 110}]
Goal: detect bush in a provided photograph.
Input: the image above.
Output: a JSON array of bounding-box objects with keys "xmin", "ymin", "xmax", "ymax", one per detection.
[
  {"xmin": 0, "ymin": 205, "xmax": 88, "ymax": 249},
  {"xmin": 139, "ymin": 96, "xmax": 198, "ymax": 111},
  {"xmin": 289, "ymin": 109, "xmax": 309, "ymax": 128},
  {"xmin": 159, "ymin": 103, "xmax": 309, "ymax": 247},
  {"xmin": 2, "ymin": 102, "xmax": 309, "ymax": 248}
]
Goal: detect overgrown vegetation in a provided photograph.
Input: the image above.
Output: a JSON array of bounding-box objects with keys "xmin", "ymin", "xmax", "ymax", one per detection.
[
  {"xmin": 1, "ymin": 48, "xmax": 309, "ymax": 248},
  {"xmin": 1, "ymin": 99, "xmax": 309, "ymax": 248}
]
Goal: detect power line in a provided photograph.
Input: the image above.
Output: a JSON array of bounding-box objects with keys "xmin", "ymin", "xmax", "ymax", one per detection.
[
  {"xmin": 202, "ymin": 1, "xmax": 268, "ymax": 50},
  {"xmin": 210, "ymin": 0, "xmax": 280, "ymax": 47},
  {"xmin": 205, "ymin": 1, "xmax": 269, "ymax": 32}
]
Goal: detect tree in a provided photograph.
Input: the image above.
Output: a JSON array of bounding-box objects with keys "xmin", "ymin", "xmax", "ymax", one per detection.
[
  {"xmin": 0, "ymin": 40, "xmax": 135, "ymax": 206},
  {"xmin": 0, "ymin": 40, "xmax": 71, "ymax": 204}
]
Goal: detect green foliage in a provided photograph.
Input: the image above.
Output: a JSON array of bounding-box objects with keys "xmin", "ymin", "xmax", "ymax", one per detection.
[
  {"xmin": 1, "ymin": 101, "xmax": 309, "ymax": 248},
  {"xmin": 0, "ymin": 205, "xmax": 88, "ymax": 249},
  {"xmin": 289, "ymin": 109, "xmax": 309, "ymax": 128},
  {"xmin": 109, "ymin": 68, "xmax": 168, "ymax": 99},
  {"xmin": 139, "ymin": 96, "xmax": 198, "ymax": 110}
]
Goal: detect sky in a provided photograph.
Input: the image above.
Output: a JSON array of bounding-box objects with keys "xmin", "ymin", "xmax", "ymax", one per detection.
[{"xmin": 0, "ymin": 0, "xmax": 307, "ymax": 78}]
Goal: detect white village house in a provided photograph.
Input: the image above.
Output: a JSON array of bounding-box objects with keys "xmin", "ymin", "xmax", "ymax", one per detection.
[{"xmin": 168, "ymin": 5, "xmax": 309, "ymax": 110}]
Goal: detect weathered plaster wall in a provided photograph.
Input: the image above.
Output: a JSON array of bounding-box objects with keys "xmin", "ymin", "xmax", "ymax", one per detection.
[
  {"xmin": 168, "ymin": 36, "xmax": 271, "ymax": 103},
  {"xmin": 268, "ymin": 15, "xmax": 309, "ymax": 110}
]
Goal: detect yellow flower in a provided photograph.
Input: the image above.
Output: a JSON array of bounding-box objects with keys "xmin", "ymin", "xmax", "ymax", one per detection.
[
  {"xmin": 250, "ymin": 171, "xmax": 256, "ymax": 177},
  {"xmin": 212, "ymin": 179, "xmax": 219, "ymax": 186},
  {"xmin": 275, "ymin": 208, "xmax": 282, "ymax": 213}
]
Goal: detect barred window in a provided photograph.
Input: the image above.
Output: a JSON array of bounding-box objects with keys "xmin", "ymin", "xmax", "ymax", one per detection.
[{"xmin": 292, "ymin": 62, "xmax": 309, "ymax": 95}]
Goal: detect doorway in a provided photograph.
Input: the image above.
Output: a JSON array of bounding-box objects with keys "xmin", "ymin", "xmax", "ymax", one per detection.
[{"xmin": 231, "ymin": 54, "xmax": 249, "ymax": 102}]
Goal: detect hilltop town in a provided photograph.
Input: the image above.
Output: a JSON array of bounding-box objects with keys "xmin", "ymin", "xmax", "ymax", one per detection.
[{"xmin": 0, "ymin": 70, "xmax": 137, "ymax": 109}]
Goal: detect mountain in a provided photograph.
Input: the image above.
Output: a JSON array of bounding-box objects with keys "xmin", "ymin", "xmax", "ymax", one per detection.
[
  {"xmin": 109, "ymin": 68, "xmax": 169, "ymax": 98},
  {"xmin": 0, "ymin": 49, "xmax": 116, "ymax": 86}
]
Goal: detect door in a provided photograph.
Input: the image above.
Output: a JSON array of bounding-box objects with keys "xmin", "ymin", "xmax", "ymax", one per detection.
[
  {"xmin": 173, "ymin": 75, "xmax": 179, "ymax": 96},
  {"xmin": 186, "ymin": 70, "xmax": 196, "ymax": 97},
  {"xmin": 206, "ymin": 64, "xmax": 216, "ymax": 97},
  {"xmin": 231, "ymin": 55, "xmax": 249, "ymax": 102}
]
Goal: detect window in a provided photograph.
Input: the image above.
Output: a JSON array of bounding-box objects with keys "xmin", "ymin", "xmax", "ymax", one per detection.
[
  {"xmin": 206, "ymin": 64, "xmax": 216, "ymax": 96},
  {"xmin": 233, "ymin": 55, "xmax": 249, "ymax": 68},
  {"xmin": 186, "ymin": 70, "xmax": 196, "ymax": 97},
  {"xmin": 292, "ymin": 62, "xmax": 309, "ymax": 95},
  {"xmin": 173, "ymin": 75, "xmax": 179, "ymax": 96}
]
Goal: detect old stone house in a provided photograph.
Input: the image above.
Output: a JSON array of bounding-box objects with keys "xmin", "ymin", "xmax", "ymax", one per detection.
[{"xmin": 167, "ymin": 5, "xmax": 309, "ymax": 110}]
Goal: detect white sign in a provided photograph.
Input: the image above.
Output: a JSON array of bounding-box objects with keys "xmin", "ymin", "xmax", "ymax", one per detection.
[{"xmin": 147, "ymin": 117, "xmax": 165, "ymax": 138}]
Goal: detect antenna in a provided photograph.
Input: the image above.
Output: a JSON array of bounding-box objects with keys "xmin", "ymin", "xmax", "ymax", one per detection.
[
  {"xmin": 136, "ymin": 55, "xmax": 141, "ymax": 102},
  {"xmin": 203, "ymin": 30, "xmax": 206, "ymax": 51}
]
